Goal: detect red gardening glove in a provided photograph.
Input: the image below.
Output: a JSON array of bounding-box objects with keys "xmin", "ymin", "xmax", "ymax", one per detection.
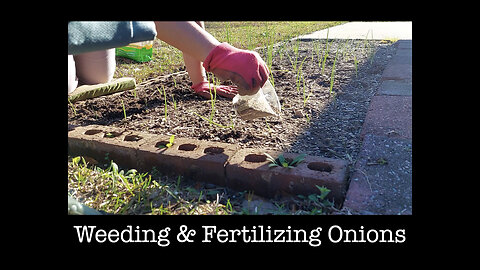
[
  {"xmin": 191, "ymin": 81, "xmax": 238, "ymax": 100},
  {"xmin": 203, "ymin": 42, "xmax": 269, "ymax": 95}
]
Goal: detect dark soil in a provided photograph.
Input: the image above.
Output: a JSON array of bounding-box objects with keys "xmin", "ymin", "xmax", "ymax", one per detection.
[{"xmin": 68, "ymin": 39, "xmax": 397, "ymax": 168}]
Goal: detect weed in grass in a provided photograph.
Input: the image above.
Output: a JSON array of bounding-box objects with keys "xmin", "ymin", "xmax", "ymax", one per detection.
[
  {"xmin": 297, "ymin": 185, "xmax": 334, "ymax": 214},
  {"xmin": 224, "ymin": 22, "xmax": 232, "ymax": 44}
]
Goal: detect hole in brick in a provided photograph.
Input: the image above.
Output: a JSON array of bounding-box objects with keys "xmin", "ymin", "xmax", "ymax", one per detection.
[
  {"xmin": 155, "ymin": 141, "xmax": 170, "ymax": 148},
  {"xmin": 204, "ymin": 147, "xmax": 225, "ymax": 155},
  {"xmin": 84, "ymin": 129, "xmax": 102, "ymax": 135},
  {"xmin": 245, "ymin": 154, "xmax": 267, "ymax": 163},
  {"xmin": 124, "ymin": 135, "xmax": 143, "ymax": 142},
  {"xmin": 178, "ymin": 143, "xmax": 197, "ymax": 151},
  {"xmin": 307, "ymin": 162, "xmax": 333, "ymax": 172},
  {"xmin": 104, "ymin": 131, "xmax": 122, "ymax": 138}
]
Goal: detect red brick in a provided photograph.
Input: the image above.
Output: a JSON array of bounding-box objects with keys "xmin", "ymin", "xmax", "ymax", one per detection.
[
  {"xmin": 137, "ymin": 136, "xmax": 238, "ymax": 186},
  {"xmin": 68, "ymin": 125, "xmax": 152, "ymax": 168},
  {"xmin": 69, "ymin": 125, "xmax": 350, "ymax": 205},
  {"xmin": 270, "ymin": 155, "xmax": 349, "ymax": 205},
  {"xmin": 225, "ymin": 148, "xmax": 282, "ymax": 198},
  {"xmin": 225, "ymin": 148, "xmax": 349, "ymax": 205}
]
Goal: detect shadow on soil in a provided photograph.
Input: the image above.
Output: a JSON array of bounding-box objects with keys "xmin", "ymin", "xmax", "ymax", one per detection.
[{"xmin": 280, "ymin": 39, "xmax": 398, "ymax": 207}]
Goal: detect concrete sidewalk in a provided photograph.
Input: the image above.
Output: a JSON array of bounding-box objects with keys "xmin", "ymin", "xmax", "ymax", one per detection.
[{"xmin": 296, "ymin": 21, "xmax": 412, "ymax": 40}]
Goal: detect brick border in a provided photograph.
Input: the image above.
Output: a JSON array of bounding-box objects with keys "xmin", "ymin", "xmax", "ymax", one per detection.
[{"xmin": 68, "ymin": 124, "xmax": 349, "ymax": 205}]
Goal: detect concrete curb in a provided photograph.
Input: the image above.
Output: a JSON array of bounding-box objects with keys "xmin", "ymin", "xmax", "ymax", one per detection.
[{"xmin": 343, "ymin": 39, "xmax": 412, "ymax": 215}]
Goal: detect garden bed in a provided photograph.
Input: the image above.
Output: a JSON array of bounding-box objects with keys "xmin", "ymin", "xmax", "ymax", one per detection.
[{"xmin": 68, "ymin": 39, "xmax": 397, "ymax": 170}]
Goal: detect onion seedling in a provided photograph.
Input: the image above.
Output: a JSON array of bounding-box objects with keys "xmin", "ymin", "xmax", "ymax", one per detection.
[
  {"xmin": 191, "ymin": 111, "xmax": 234, "ymax": 129},
  {"xmin": 320, "ymin": 28, "xmax": 330, "ymax": 74},
  {"xmin": 157, "ymin": 86, "xmax": 168, "ymax": 120},
  {"xmin": 121, "ymin": 100, "xmax": 127, "ymax": 120},
  {"xmin": 295, "ymin": 55, "xmax": 308, "ymax": 92},
  {"xmin": 329, "ymin": 49, "xmax": 340, "ymax": 96},
  {"xmin": 286, "ymin": 38, "xmax": 300, "ymax": 74},
  {"xmin": 172, "ymin": 94, "xmax": 177, "ymax": 111},
  {"xmin": 162, "ymin": 85, "xmax": 168, "ymax": 120},
  {"xmin": 207, "ymin": 73, "xmax": 218, "ymax": 125}
]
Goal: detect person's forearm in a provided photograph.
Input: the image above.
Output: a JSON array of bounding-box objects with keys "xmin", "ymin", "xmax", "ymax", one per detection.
[{"xmin": 154, "ymin": 21, "xmax": 220, "ymax": 62}]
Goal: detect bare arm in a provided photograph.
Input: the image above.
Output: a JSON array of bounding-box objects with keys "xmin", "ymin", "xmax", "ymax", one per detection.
[{"xmin": 154, "ymin": 21, "xmax": 220, "ymax": 62}]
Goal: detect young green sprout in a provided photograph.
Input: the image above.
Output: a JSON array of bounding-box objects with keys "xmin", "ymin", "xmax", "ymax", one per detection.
[
  {"xmin": 156, "ymin": 86, "xmax": 168, "ymax": 120},
  {"xmin": 157, "ymin": 135, "xmax": 175, "ymax": 149},
  {"xmin": 329, "ymin": 49, "xmax": 340, "ymax": 96},
  {"xmin": 162, "ymin": 85, "xmax": 168, "ymax": 120},
  {"xmin": 264, "ymin": 153, "xmax": 307, "ymax": 168},
  {"xmin": 121, "ymin": 100, "xmax": 127, "ymax": 120},
  {"xmin": 320, "ymin": 28, "xmax": 330, "ymax": 74},
  {"xmin": 208, "ymin": 74, "xmax": 217, "ymax": 124}
]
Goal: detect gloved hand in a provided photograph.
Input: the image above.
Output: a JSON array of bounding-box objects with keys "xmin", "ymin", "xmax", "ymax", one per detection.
[
  {"xmin": 191, "ymin": 81, "xmax": 238, "ymax": 100},
  {"xmin": 203, "ymin": 42, "xmax": 269, "ymax": 95}
]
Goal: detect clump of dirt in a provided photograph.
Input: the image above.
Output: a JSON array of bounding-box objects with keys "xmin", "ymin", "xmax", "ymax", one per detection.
[{"xmin": 68, "ymin": 40, "xmax": 397, "ymax": 166}]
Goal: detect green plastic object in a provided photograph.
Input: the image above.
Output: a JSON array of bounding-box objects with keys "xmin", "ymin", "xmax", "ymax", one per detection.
[{"xmin": 116, "ymin": 41, "xmax": 153, "ymax": 62}]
